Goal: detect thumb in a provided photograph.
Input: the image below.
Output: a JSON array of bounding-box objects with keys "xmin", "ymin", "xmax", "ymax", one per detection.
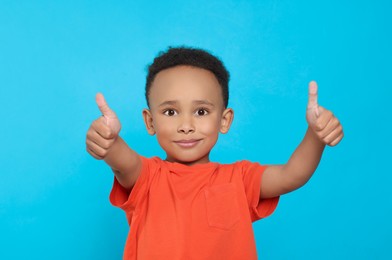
[
  {"xmin": 307, "ymin": 81, "xmax": 319, "ymax": 117},
  {"xmin": 95, "ymin": 93, "xmax": 121, "ymax": 134},
  {"xmin": 96, "ymin": 93, "xmax": 117, "ymax": 119}
]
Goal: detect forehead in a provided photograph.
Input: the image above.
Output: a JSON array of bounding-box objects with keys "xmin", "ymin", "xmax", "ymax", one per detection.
[{"xmin": 149, "ymin": 66, "xmax": 224, "ymax": 108}]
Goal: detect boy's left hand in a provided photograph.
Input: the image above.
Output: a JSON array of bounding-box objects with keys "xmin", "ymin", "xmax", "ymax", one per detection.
[{"xmin": 306, "ymin": 81, "xmax": 344, "ymax": 146}]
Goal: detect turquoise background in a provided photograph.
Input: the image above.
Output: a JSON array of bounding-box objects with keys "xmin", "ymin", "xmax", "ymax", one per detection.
[{"xmin": 1, "ymin": 0, "xmax": 391, "ymax": 259}]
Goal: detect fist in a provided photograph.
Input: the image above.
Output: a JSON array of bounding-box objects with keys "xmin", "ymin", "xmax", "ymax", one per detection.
[
  {"xmin": 86, "ymin": 93, "xmax": 122, "ymax": 159},
  {"xmin": 306, "ymin": 81, "xmax": 344, "ymax": 146}
]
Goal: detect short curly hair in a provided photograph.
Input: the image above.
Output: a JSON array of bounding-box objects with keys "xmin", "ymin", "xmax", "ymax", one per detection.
[{"xmin": 145, "ymin": 46, "xmax": 230, "ymax": 108}]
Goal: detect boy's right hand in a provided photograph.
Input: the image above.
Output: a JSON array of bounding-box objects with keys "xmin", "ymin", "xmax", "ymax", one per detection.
[{"xmin": 86, "ymin": 93, "xmax": 122, "ymax": 160}]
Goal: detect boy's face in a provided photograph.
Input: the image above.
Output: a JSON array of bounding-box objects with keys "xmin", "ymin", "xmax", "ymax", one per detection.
[{"xmin": 143, "ymin": 65, "xmax": 233, "ymax": 165}]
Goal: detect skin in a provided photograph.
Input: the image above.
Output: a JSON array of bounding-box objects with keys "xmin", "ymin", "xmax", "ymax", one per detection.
[
  {"xmin": 142, "ymin": 66, "xmax": 233, "ymax": 165},
  {"xmin": 86, "ymin": 65, "xmax": 343, "ymax": 198}
]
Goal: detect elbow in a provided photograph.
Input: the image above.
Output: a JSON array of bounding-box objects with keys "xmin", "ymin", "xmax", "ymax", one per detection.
[{"xmin": 281, "ymin": 175, "xmax": 311, "ymax": 194}]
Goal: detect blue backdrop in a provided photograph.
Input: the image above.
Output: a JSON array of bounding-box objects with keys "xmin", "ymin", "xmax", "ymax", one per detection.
[{"xmin": 1, "ymin": 1, "xmax": 391, "ymax": 259}]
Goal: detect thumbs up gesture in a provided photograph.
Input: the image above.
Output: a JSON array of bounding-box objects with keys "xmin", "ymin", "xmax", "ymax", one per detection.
[
  {"xmin": 86, "ymin": 93, "xmax": 122, "ymax": 159},
  {"xmin": 306, "ymin": 81, "xmax": 343, "ymax": 146}
]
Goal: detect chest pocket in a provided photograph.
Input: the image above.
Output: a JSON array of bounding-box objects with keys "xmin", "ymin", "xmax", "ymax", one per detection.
[{"xmin": 204, "ymin": 183, "xmax": 240, "ymax": 230}]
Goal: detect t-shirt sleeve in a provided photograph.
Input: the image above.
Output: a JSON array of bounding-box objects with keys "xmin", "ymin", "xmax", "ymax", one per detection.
[
  {"xmin": 109, "ymin": 156, "xmax": 154, "ymax": 224},
  {"xmin": 240, "ymin": 160, "xmax": 279, "ymax": 222}
]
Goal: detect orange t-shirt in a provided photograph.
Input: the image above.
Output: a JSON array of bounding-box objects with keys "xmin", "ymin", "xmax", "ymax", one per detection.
[{"xmin": 110, "ymin": 156, "xmax": 279, "ymax": 260}]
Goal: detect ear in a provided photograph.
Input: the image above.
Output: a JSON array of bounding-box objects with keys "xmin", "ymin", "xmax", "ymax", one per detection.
[
  {"xmin": 142, "ymin": 109, "xmax": 156, "ymax": 135},
  {"xmin": 220, "ymin": 108, "xmax": 234, "ymax": 134}
]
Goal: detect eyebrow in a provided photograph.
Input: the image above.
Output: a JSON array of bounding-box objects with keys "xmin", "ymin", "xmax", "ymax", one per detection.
[
  {"xmin": 193, "ymin": 100, "xmax": 215, "ymax": 107},
  {"xmin": 158, "ymin": 100, "xmax": 215, "ymax": 107},
  {"xmin": 158, "ymin": 100, "xmax": 178, "ymax": 107}
]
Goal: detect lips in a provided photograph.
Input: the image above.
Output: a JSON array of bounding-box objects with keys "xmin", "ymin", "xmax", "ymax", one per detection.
[{"xmin": 174, "ymin": 139, "xmax": 201, "ymax": 148}]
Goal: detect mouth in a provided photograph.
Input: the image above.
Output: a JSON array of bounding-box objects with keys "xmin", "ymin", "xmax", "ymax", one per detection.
[{"xmin": 174, "ymin": 139, "xmax": 201, "ymax": 148}]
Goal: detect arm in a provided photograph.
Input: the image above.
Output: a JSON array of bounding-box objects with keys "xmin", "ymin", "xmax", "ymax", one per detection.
[
  {"xmin": 102, "ymin": 136, "xmax": 142, "ymax": 190},
  {"xmin": 86, "ymin": 93, "xmax": 142, "ymax": 191},
  {"xmin": 260, "ymin": 81, "xmax": 344, "ymax": 199}
]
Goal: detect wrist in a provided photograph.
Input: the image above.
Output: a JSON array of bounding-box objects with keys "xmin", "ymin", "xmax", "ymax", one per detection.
[{"xmin": 306, "ymin": 127, "xmax": 325, "ymax": 149}]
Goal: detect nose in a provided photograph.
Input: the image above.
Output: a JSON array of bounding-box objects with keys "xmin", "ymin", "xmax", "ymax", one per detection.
[{"xmin": 177, "ymin": 115, "xmax": 195, "ymax": 134}]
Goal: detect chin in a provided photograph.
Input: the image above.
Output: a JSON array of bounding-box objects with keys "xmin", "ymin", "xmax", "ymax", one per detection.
[{"xmin": 166, "ymin": 153, "xmax": 209, "ymax": 165}]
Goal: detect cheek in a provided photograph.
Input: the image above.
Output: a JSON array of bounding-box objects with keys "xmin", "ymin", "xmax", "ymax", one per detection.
[
  {"xmin": 154, "ymin": 119, "xmax": 175, "ymax": 135},
  {"xmin": 198, "ymin": 118, "xmax": 221, "ymax": 135}
]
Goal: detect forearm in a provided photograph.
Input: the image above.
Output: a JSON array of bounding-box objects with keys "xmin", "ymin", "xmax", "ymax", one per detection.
[
  {"xmin": 261, "ymin": 82, "xmax": 343, "ymax": 198},
  {"xmin": 282, "ymin": 127, "xmax": 325, "ymax": 190},
  {"xmin": 104, "ymin": 136, "xmax": 142, "ymax": 190}
]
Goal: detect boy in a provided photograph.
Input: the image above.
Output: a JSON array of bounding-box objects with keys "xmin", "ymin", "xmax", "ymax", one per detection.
[{"xmin": 86, "ymin": 47, "xmax": 343, "ymax": 259}]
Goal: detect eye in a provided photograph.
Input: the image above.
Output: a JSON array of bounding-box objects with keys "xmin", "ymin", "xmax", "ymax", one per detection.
[
  {"xmin": 195, "ymin": 108, "xmax": 209, "ymax": 116},
  {"xmin": 163, "ymin": 109, "xmax": 177, "ymax": 116}
]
